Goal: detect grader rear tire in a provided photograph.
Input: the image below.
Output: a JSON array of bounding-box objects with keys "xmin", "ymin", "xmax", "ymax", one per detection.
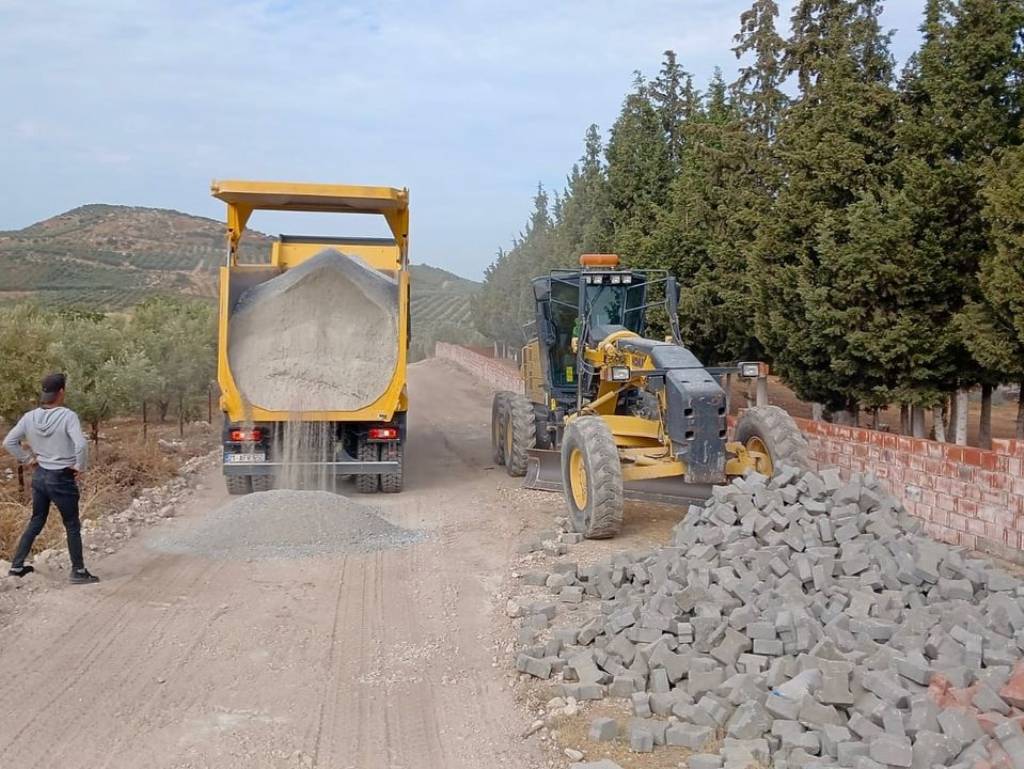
[
  {"xmin": 225, "ymin": 475, "xmax": 252, "ymax": 495},
  {"xmin": 733, "ymin": 405, "xmax": 811, "ymax": 476},
  {"xmin": 560, "ymin": 416, "xmax": 624, "ymax": 539},
  {"xmin": 380, "ymin": 442, "xmax": 404, "ymax": 493},
  {"xmin": 491, "ymin": 391, "xmax": 513, "ymax": 465},
  {"xmin": 504, "ymin": 394, "xmax": 536, "ymax": 477},
  {"xmin": 355, "ymin": 440, "xmax": 380, "ymax": 493},
  {"xmin": 251, "ymin": 475, "xmax": 273, "ymax": 492}
]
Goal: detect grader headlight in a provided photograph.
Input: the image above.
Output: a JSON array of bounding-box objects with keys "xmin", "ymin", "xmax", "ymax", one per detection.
[
  {"xmin": 610, "ymin": 366, "xmax": 631, "ymax": 382},
  {"xmin": 739, "ymin": 361, "xmax": 768, "ymax": 378}
]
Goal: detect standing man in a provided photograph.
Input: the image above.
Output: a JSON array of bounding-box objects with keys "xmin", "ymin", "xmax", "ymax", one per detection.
[{"xmin": 3, "ymin": 373, "xmax": 99, "ymax": 583}]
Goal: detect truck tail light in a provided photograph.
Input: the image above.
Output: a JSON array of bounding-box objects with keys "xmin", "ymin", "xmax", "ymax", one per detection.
[
  {"xmin": 230, "ymin": 428, "xmax": 262, "ymax": 442},
  {"xmin": 368, "ymin": 427, "xmax": 398, "ymax": 440}
]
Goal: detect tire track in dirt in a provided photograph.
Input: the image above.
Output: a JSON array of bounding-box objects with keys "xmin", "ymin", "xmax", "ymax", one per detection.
[{"xmin": 0, "ymin": 359, "xmax": 542, "ymax": 769}]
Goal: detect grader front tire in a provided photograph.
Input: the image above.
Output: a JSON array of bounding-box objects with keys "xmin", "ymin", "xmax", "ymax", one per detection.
[
  {"xmin": 733, "ymin": 405, "xmax": 811, "ymax": 476},
  {"xmin": 560, "ymin": 416, "xmax": 624, "ymax": 539},
  {"xmin": 504, "ymin": 394, "xmax": 536, "ymax": 478}
]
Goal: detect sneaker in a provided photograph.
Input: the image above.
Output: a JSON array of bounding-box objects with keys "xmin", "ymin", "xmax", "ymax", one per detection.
[
  {"xmin": 69, "ymin": 568, "xmax": 99, "ymax": 584},
  {"xmin": 8, "ymin": 565, "xmax": 34, "ymax": 578}
]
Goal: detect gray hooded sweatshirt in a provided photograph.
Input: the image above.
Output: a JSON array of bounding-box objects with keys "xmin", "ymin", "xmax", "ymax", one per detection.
[{"xmin": 3, "ymin": 407, "xmax": 88, "ymax": 471}]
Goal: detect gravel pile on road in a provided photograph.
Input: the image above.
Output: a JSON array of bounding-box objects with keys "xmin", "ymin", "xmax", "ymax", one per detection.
[
  {"xmin": 150, "ymin": 489, "xmax": 423, "ymax": 559},
  {"xmin": 511, "ymin": 466, "xmax": 1024, "ymax": 769}
]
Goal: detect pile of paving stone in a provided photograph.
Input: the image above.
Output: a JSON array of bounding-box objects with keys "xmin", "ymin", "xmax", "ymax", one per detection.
[{"xmin": 512, "ymin": 466, "xmax": 1024, "ymax": 769}]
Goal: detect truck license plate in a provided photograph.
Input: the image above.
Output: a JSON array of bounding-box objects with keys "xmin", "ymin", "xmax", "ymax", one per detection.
[{"xmin": 225, "ymin": 453, "xmax": 266, "ymax": 464}]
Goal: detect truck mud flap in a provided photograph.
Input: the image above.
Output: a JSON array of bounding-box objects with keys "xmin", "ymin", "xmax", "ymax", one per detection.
[{"xmin": 524, "ymin": 448, "xmax": 714, "ymax": 507}]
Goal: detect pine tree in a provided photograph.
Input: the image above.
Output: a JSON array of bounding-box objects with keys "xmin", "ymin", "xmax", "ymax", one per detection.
[
  {"xmin": 554, "ymin": 125, "xmax": 613, "ymax": 259},
  {"xmin": 605, "ymin": 74, "xmax": 674, "ymax": 264},
  {"xmin": 733, "ymin": 0, "xmax": 789, "ymax": 139},
  {"xmin": 752, "ymin": 0, "xmax": 902, "ymax": 413},
  {"xmin": 898, "ymin": 0, "xmax": 1024, "ymax": 438},
  {"xmin": 650, "ymin": 51, "xmax": 699, "ymax": 168},
  {"xmin": 644, "ymin": 73, "xmax": 764, "ymax": 364},
  {"xmin": 959, "ymin": 144, "xmax": 1024, "ymax": 437}
]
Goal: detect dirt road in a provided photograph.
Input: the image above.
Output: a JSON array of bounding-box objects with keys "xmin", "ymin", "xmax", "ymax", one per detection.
[{"xmin": 0, "ymin": 359, "xmax": 543, "ymax": 769}]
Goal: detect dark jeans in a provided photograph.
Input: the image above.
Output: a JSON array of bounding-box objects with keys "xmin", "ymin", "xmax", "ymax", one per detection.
[{"xmin": 12, "ymin": 467, "xmax": 84, "ymax": 570}]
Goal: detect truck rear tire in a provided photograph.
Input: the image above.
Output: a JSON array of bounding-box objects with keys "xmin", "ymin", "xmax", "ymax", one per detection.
[
  {"xmin": 561, "ymin": 416, "xmax": 624, "ymax": 539},
  {"xmin": 226, "ymin": 475, "xmax": 252, "ymax": 495},
  {"xmin": 251, "ymin": 475, "xmax": 273, "ymax": 492},
  {"xmin": 733, "ymin": 405, "xmax": 810, "ymax": 477},
  {"xmin": 355, "ymin": 440, "xmax": 380, "ymax": 493},
  {"xmin": 491, "ymin": 391, "xmax": 513, "ymax": 465},
  {"xmin": 504, "ymin": 394, "xmax": 536, "ymax": 477},
  {"xmin": 381, "ymin": 442, "xmax": 404, "ymax": 493}
]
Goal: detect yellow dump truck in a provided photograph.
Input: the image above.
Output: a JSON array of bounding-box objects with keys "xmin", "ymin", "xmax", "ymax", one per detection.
[{"xmin": 213, "ymin": 180, "xmax": 410, "ymax": 494}]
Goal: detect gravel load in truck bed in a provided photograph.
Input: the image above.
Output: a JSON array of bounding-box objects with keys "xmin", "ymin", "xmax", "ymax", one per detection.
[
  {"xmin": 512, "ymin": 466, "xmax": 1024, "ymax": 769},
  {"xmin": 149, "ymin": 489, "xmax": 424, "ymax": 559},
  {"xmin": 228, "ymin": 249, "xmax": 400, "ymax": 413}
]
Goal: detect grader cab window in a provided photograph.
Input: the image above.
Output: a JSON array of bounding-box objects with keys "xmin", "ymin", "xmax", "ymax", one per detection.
[{"xmin": 545, "ymin": 275, "xmax": 646, "ymax": 389}]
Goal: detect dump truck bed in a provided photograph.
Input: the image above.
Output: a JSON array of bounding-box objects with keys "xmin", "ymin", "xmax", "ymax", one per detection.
[{"xmin": 213, "ymin": 181, "xmax": 410, "ymax": 424}]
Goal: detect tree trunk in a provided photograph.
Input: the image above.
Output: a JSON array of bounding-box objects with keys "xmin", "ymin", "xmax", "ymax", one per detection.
[
  {"xmin": 91, "ymin": 420, "xmax": 101, "ymax": 457},
  {"xmin": 932, "ymin": 405, "xmax": 946, "ymax": 443},
  {"xmin": 1017, "ymin": 382, "xmax": 1024, "ymax": 440},
  {"xmin": 207, "ymin": 385, "xmax": 213, "ymax": 423},
  {"xmin": 946, "ymin": 393, "xmax": 956, "ymax": 441},
  {"xmin": 158, "ymin": 400, "xmax": 170, "ymax": 422},
  {"xmin": 178, "ymin": 395, "xmax": 185, "ymax": 438},
  {"xmin": 979, "ymin": 383, "xmax": 993, "ymax": 449},
  {"xmin": 811, "ymin": 403, "xmax": 824, "ymax": 422},
  {"xmin": 870, "ymin": 407, "xmax": 880, "ymax": 430},
  {"xmin": 955, "ymin": 388, "xmax": 969, "ymax": 445},
  {"xmin": 142, "ymin": 400, "xmax": 148, "ymax": 441},
  {"xmin": 911, "ymin": 406, "xmax": 927, "ymax": 438},
  {"xmin": 900, "ymin": 404, "xmax": 910, "ymax": 435}
]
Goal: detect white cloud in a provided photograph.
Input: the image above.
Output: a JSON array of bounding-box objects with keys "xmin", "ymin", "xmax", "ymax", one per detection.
[{"xmin": 0, "ymin": 0, "xmax": 925, "ymax": 277}]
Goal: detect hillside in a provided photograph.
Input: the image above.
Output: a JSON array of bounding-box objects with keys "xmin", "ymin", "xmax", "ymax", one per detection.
[{"xmin": 0, "ymin": 204, "xmax": 483, "ymax": 355}]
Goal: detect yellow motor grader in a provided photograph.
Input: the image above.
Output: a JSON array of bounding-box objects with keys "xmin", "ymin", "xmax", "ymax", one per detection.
[{"xmin": 492, "ymin": 254, "xmax": 809, "ymax": 538}]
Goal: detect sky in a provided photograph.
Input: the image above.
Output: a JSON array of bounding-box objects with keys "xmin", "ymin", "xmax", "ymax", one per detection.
[{"xmin": 0, "ymin": 1, "xmax": 926, "ymax": 279}]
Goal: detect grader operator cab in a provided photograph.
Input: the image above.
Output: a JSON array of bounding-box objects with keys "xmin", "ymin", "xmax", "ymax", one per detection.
[{"xmin": 491, "ymin": 253, "xmax": 809, "ymax": 539}]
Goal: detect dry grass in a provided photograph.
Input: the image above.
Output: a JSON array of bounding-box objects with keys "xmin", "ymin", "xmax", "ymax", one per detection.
[
  {"xmin": 546, "ymin": 698, "xmax": 704, "ymax": 768},
  {"xmin": 0, "ymin": 418, "xmax": 216, "ymax": 562}
]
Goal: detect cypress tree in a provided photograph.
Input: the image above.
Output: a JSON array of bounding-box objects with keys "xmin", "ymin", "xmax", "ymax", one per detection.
[
  {"xmin": 959, "ymin": 144, "xmax": 1024, "ymax": 437},
  {"xmin": 733, "ymin": 0, "xmax": 789, "ymax": 140},
  {"xmin": 605, "ymin": 74, "xmax": 674, "ymax": 263},
  {"xmin": 898, "ymin": 0, "xmax": 1024, "ymax": 440},
  {"xmin": 752, "ymin": 0, "xmax": 901, "ymax": 414}
]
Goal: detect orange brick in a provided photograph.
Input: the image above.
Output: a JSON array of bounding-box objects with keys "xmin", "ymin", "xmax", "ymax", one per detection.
[
  {"xmin": 979, "ymin": 451, "xmax": 1000, "ymax": 471},
  {"xmin": 949, "ymin": 512, "xmax": 968, "ymax": 531},
  {"xmin": 958, "ymin": 498, "xmax": 979, "ymax": 516},
  {"xmin": 963, "ymin": 448, "xmax": 984, "ymax": 467}
]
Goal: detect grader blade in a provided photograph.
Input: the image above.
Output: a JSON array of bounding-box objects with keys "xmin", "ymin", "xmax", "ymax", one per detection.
[
  {"xmin": 524, "ymin": 449, "xmax": 563, "ymax": 492},
  {"xmin": 524, "ymin": 449, "xmax": 715, "ymax": 507}
]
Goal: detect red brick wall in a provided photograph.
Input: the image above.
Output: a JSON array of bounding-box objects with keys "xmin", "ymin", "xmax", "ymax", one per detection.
[
  {"xmin": 435, "ymin": 342, "xmax": 523, "ymax": 394},
  {"xmin": 797, "ymin": 418, "xmax": 1024, "ymax": 563}
]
